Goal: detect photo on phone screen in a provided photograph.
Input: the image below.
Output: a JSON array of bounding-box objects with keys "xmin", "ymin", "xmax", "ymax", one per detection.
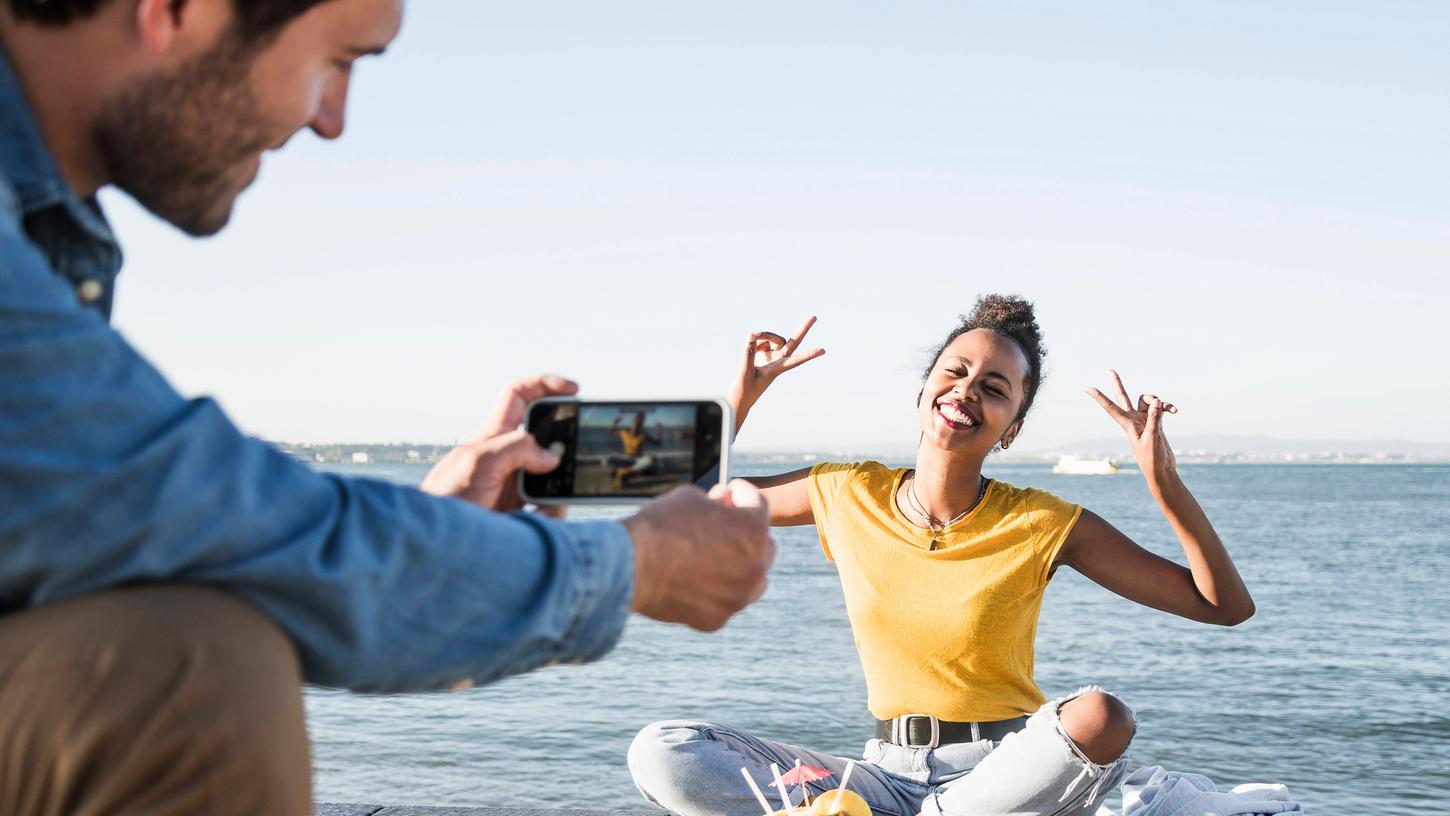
[{"xmin": 522, "ymin": 399, "xmax": 727, "ymax": 502}]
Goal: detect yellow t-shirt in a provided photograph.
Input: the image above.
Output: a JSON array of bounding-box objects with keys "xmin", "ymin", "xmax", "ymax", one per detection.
[
  {"xmin": 616, "ymin": 428, "xmax": 648, "ymax": 457},
  {"xmin": 807, "ymin": 460, "xmax": 1081, "ymax": 721}
]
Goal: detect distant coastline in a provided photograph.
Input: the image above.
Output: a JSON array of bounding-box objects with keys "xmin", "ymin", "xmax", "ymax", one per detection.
[{"xmin": 274, "ymin": 436, "xmax": 1450, "ymax": 467}]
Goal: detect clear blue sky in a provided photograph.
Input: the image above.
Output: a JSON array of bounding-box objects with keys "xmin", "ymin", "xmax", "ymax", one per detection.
[{"xmin": 106, "ymin": 1, "xmax": 1449, "ymax": 451}]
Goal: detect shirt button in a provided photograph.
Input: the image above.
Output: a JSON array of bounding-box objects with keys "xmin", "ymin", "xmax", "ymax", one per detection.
[{"xmin": 76, "ymin": 279, "xmax": 105, "ymax": 303}]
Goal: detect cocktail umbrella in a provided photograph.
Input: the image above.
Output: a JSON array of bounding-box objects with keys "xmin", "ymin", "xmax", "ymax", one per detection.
[{"xmin": 770, "ymin": 760, "xmax": 834, "ymax": 807}]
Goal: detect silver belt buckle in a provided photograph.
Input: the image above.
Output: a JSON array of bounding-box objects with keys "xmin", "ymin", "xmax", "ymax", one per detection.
[{"xmin": 893, "ymin": 713, "xmax": 940, "ymax": 749}]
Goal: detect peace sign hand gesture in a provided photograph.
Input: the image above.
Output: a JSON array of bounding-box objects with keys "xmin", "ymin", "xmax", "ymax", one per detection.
[
  {"xmin": 727, "ymin": 315, "xmax": 825, "ymax": 436},
  {"xmin": 1086, "ymin": 369, "xmax": 1180, "ymax": 484}
]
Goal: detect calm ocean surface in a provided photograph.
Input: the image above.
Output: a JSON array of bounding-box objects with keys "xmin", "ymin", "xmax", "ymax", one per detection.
[{"xmin": 306, "ymin": 461, "xmax": 1450, "ymax": 815}]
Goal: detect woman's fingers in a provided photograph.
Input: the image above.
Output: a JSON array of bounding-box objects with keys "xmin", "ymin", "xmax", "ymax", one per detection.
[
  {"xmin": 1085, "ymin": 388, "xmax": 1130, "ymax": 427},
  {"xmin": 1109, "ymin": 369, "xmax": 1132, "ymax": 410},
  {"xmin": 1144, "ymin": 398, "xmax": 1163, "ymax": 440},
  {"xmin": 748, "ymin": 319, "xmax": 824, "ymax": 377},
  {"xmin": 783, "ymin": 315, "xmax": 818, "ymax": 355},
  {"xmin": 755, "ymin": 331, "xmax": 787, "ymax": 348},
  {"xmin": 743, "ymin": 332, "xmax": 773, "ymax": 368},
  {"xmin": 743, "ymin": 331, "xmax": 786, "ymax": 369},
  {"xmin": 1137, "ymin": 394, "xmax": 1179, "ymax": 415},
  {"xmin": 780, "ymin": 346, "xmax": 825, "ymax": 371},
  {"xmin": 742, "ymin": 333, "xmax": 761, "ymax": 368},
  {"xmin": 748, "ymin": 331, "xmax": 787, "ymax": 367}
]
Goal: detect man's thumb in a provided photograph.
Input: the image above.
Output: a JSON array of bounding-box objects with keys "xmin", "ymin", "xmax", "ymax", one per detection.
[
  {"xmin": 725, "ymin": 479, "xmax": 767, "ymax": 513},
  {"xmin": 498, "ymin": 429, "xmax": 561, "ymax": 474}
]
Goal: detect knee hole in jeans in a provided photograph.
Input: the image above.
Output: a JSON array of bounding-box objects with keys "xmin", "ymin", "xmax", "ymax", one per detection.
[{"xmin": 1056, "ymin": 691, "xmax": 1135, "ymax": 765}]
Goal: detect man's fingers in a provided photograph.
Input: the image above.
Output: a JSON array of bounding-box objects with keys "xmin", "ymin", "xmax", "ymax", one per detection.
[
  {"xmin": 491, "ymin": 427, "xmax": 563, "ymax": 474},
  {"xmin": 535, "ymin": 504, "xmax": 568, "ymax": 519},
  {"xmin": 724, "ymin": 478, "xmax": 766, "ymax": 512},
  {"xmin": 537, "ymin": 374, "xmax": 578, "ymax": 395},
  {"xmin": 482, "ymin": 374, "xmax": 579, "ymax": 438},
  {"xmin": 744, "ymin": 574, "xmax": 769, "ymax": 606},
  {"xmin": 1109, "ymin": 369, "xmax": 1132, "ymax": 410},
  {"xmin": 624, "ymin": 483, "xmax": 773, "ymax": 632},
  {"xmin": 708, "ymin": 482, "xmax": 732, "ymax": 506}
]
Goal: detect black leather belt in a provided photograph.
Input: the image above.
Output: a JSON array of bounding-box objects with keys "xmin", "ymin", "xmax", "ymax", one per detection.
[{"xmin": 875, "ymin": 713, "xmax": 1029, "ymax": 749}]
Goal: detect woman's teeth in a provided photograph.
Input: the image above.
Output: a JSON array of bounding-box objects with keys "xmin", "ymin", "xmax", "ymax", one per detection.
[{"xmin": 938, "ymin": 403, "xmax": 977, "ymax": 427}]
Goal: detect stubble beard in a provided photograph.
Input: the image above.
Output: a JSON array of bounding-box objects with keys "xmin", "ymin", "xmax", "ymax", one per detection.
[{"xmin": 96, "ymin": 32, "xmax": 275, "ymax": 237}]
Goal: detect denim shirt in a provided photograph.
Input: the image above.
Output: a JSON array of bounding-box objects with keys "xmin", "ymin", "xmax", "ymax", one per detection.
[{"xmin": 0, "ymin": 49, "xmax": 635, "ymax": 692}]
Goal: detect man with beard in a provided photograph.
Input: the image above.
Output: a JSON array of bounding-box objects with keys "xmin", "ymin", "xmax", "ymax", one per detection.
[{"xmin": 0, "ymin": 1, "xmax": 776, "ymax": 813}]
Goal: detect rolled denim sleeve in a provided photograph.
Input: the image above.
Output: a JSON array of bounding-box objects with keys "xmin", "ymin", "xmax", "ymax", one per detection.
[{"xmin": 0, "ymin": 214, "xmax": 635, "ymax": 692}]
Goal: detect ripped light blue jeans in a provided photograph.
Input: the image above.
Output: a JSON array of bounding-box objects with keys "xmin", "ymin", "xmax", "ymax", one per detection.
[{"xmin": 628, "ymin": 687, "xmax": 1133, "ymax": 816}]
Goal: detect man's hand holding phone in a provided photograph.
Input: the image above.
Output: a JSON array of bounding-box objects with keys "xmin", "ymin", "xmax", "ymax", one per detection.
[
  {"xmin": 624, "ymin": 481, "xmax": 775, "ymax": 631},
  {"xmin": 420, "ymin": 375, "xmax": 579, "ymax": 516},
  {"xmin": 425, "ymin": 375, "xmax": 774, "ymax": 632}
]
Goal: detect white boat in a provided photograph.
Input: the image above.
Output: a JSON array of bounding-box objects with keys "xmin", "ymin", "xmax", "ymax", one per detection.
[{"xmin": 1052, "ymin": 455, "xmax": 1119, "ymax": 475}]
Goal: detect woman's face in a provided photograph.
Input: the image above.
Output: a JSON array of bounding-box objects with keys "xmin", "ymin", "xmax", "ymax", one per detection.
[{"xmin": 917, "ymin": 328, "xmax": 1030, "ymax": 454}]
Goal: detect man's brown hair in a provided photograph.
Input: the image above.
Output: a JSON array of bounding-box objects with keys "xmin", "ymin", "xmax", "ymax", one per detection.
[{"xmin": 6, "ymin": 0, "xmax": 333, "ymax": 43}]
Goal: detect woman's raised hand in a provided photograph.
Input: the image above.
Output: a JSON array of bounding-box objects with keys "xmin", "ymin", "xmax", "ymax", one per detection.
[
  {"xmin": 727, "ymin": 315, "xmax": 825, "ymax": 435},
  {"xmin": 1086, "ymin": 370, "xmax": 1179, "ymax": 481}
]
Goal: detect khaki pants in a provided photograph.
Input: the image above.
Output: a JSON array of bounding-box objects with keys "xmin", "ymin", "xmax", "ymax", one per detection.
[{"xmin": 0, "ymin": 586, "xmax": 312, "ymax": 815}]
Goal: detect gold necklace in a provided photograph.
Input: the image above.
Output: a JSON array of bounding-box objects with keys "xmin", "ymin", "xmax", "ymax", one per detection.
[{"xmin": 906, "ymin": 472, "xmax": 987, "ymax": 550}]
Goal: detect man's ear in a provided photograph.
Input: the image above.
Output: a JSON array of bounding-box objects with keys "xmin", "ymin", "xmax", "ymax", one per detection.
[
  {"xmin": 133, "ymin": 0, "xmax": 228, "ymax": 57},
  {"xmin": 133, "ymin": 0, "xmax": 182, "ymax": 54}
]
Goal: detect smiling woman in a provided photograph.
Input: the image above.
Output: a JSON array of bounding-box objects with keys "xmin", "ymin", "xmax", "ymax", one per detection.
[
  {"xmin": 920, "ymin": 294, "xmax": 1046, "ymax": 432},
  {"xmin": 626, "ymin": 294, "xmax": 1256, "ymax": 816}
]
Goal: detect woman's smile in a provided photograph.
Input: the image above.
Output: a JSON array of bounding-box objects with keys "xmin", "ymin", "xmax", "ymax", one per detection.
[{"xmin": 935, "ymin": 399, "xmax": 981, "ymax": 430}]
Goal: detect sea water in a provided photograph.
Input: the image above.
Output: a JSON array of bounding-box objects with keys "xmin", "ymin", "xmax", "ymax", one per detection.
[{"xmin": 305, "ymin": 461, "xmax": 1450, "ymax": 814}]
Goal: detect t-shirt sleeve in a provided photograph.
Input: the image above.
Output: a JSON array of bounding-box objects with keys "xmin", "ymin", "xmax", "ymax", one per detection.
[
  {"xmin": 1028, "ymin": 489, "xmax": 1083, "ymax": 587},
  {"xmin": 807, "ymin": 461, "xmax": 858, "ymax": 561}
]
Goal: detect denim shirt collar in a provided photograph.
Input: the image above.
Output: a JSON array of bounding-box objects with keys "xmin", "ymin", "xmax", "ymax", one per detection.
[{"xmin": 0, "ymin": 45, "xmax": 122, "ymax": 320}]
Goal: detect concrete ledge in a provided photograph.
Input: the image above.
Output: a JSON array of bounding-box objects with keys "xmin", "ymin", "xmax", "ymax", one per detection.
[{"xmin": 317, "ymin": 806, "xmax": 659, "ymax": 816}]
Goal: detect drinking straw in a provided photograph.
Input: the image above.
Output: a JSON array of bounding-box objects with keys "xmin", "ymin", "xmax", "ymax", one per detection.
[
  {"xmin": 771, "ymin": 763, "xmax": 796, "ymax": 816},
  {"xmin": 832, "ymin": 760, "xmax": 856, "ymax": 811},
  {"xmin": 740, "ymin": 767, "xmax": 774, "ymax": 816}
]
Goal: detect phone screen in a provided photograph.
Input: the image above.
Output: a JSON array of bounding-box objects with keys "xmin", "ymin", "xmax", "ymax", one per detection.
[{"xmin": 523, "ymin": 400, "xmax": 725, "ymax": 501}]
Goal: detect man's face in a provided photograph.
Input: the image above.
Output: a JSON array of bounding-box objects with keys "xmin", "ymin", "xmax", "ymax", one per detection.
[{"xmin": 97, "ymin": 0, "xmax": 403, "ymax": 236}]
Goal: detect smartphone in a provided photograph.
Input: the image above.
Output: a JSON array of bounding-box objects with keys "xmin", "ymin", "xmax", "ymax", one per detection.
[{"xmin": 520, "ymin": 398, "xmax": 731, "ymax": 505}]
